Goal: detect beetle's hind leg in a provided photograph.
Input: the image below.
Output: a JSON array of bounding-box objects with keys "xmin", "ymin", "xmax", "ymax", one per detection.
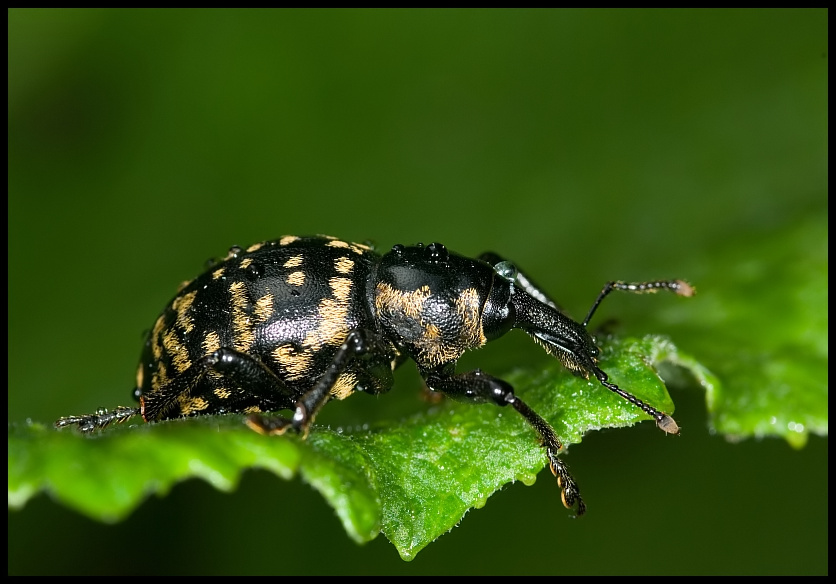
[
  {"xmin": 55, "ymin": 405, "xmax": 140, "ymax": 433},
  {"xmin": 140, "ymin": 347, "xmax": 297, "ymax": 425}
]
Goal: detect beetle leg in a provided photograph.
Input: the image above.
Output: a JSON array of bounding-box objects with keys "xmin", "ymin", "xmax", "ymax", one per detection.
[
  {"xmin": 54, "ymin": 405, "xmax": 140, "ymax": 433},
  {"xmin": 423, "ymin": 367, "xmax": 585, "ymax": 516},
  {"xmin": 247, "ymin": 328, "xmax": 394, "ymax": 438},
  {"xmin": 140, "ymin": 348, "xmax": 296, "ymax": 424}
]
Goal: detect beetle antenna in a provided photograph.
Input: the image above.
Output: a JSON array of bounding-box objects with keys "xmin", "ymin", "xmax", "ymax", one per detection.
[
  {"xmin": 591, "ymin": 367, "xmax": 679, "ymax": 434},
  {"xmin": 582, "ymin": 280, "xmax": 694, "ymax": 327}
]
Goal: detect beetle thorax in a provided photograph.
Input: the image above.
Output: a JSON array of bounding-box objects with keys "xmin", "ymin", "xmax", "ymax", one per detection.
[{"xmin": 374, "ymin": 281, "xmax": 486, "ymax": 369}]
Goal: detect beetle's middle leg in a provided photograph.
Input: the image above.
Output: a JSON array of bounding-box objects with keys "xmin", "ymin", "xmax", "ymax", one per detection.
[{"xmin": 246, "ymin": 328, "xmax": 395, "ymax": 438}]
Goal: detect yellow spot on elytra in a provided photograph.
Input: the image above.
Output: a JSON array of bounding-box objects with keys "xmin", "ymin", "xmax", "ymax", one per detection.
[
  {"xmin": 325, "ymin": 238, "xmax": 369, "ymax": 255},
  {"xmin": 172, "ymin": 290, "xmax": 197, "ymax": 334},
  {"xmin": 254, "ymin": 293, "xmax": 274, "ymax": 323},
  {"xmin": 279, "ymin": 235, "xmax": 299, "ymax": 246},
  {"xmin": 330, "ymin": 372, "xmax": 357, "ymax": 400},
  {"xmin": 212, "ymin": 267, "xmax": 226, "ymax": 280},
  {"xmin": 246, "ymin": 242, "xmax": 265, "ymax": 253},
  {"xmin": 304, "ymin": 297, "xmax": 351, "ymax": 349},
  {"xmin": 229, "ymin": 281, "xmax": 255, "ymax": 352},
  {"xmin": 203, "ymin": 331, "xmax": 221, "ymax": 356},
  {"xmin": 178, "ymin": 395, "xmax": 209, "ymax": 415},
  {"xmin": 329, "ymin": 277, "xmax": 352, "ymax": 302},
  {"xmin": 213, "ymin": 386, "xmax": 232, "ymax": 399},
  {"xmin": 151, "ymin": 315, "xmax": 166, "ymax": 361},
  {"xmin": 287, "ymin": 271, "xmax": 306, "ymax": 286},
  {"xmin": 272, "ymin": 344, "xmax": 314, "ymax": 381},
  {"xmin": 284, "ymin": 255, "xmax": 304, "ymax": 268},
  {"xmin": 334, "ymin": 257, "xmax": 354, "ymax": 274},
  {"xmin": 163, "ymin": 328, "xmax": 192, "ymax": 374},
  {"xmin": 136, "ymin": 362, "xmax": 144, "ymax": 392},
  {"xmin": 240, "ymin": 258, "xmax": 253, "ymax": 270},
  {"xmin": 152, "ymin": 361, "xmax": 169, "ymax": 392}
]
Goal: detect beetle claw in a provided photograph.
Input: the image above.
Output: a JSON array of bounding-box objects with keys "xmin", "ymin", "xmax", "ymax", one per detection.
[
  {"xmin": 546, "ymin": 447, "xmax": 585, "ymax": 517},
  {"xmin": 245, "ymin": 413, "xmax": 295, "ymax": 436}
]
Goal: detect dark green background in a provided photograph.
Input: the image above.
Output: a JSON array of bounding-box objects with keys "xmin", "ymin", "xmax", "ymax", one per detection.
[{"xmin": 8, "ymin": 9, "xmax": 827, "ymax": 575}]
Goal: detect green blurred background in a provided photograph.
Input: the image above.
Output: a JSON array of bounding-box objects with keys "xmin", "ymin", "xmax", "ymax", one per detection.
[{"xmin": 8, "ymin": 9, "xmax": 827, "ymax": 575}]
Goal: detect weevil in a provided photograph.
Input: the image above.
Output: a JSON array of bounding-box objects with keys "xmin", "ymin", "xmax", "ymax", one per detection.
[{"xmin": 56, "ymin": 235, "xmax": 694, "ymax": 515}]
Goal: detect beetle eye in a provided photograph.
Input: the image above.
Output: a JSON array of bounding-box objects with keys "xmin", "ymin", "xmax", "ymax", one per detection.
[{"xmin": 493, "ymin": 261, "xmax": 518, "ymax": 283}]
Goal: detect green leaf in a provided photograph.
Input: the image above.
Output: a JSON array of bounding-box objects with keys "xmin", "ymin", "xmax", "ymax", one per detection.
[
  {"xmin": 8, "ymin": 213, "xmax": 827, "ymax": 559},
  {"xmin": 656, "ymin": 214, "xmax": 828, "ymax": 448},
  {"xmin": 9, "ymin": 335, "xmax": 686, "ymax": 561},
  {"xmin": 8, "ymin": 214, "xmax": 827, "ymax": 560}
]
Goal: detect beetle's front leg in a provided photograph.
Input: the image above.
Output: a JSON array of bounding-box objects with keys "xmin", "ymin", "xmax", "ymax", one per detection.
[{"xmin": 423, "ymin": 366, "xmax": 586, "ymax": 516}]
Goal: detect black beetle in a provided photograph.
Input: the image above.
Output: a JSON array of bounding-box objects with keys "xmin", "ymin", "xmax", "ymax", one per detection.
[{"xmin": 56, "ymin": 235, "xmax": 694, "ymax": 515}]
